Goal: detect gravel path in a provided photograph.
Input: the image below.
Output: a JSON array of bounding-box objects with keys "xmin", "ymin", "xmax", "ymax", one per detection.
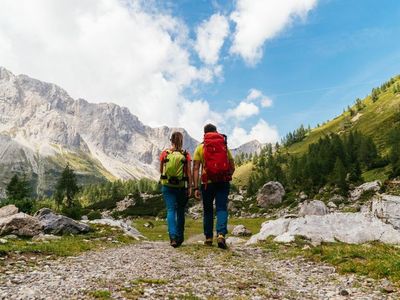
[{"xmin": 0, "ymin": 241, "xmax": 398, "ymax": 300}]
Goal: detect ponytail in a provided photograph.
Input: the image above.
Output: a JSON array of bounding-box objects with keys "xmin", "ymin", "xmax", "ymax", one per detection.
[{"xmin": 170, "ymin": 131, "xmax": 183, "ymax": 151}]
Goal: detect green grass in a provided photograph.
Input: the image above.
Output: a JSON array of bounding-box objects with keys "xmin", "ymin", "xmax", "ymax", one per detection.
[
  {"xmin": 88, "ymin": 290, "xmax": 112, "ymax": 299},
  {"xmin": 131, "ymin": 278, "xmax": 168, "ymax": 285},
  {"xmin": 133, "ymin": 217, "xmax": 265, "ymax": 242},
  {"xmin": 259, "ymin": 237, "xmax": 400, "ymax": 283},
  {"xmin": 0, "ymin": 224, "xmax": 136, "ymax": 258}
]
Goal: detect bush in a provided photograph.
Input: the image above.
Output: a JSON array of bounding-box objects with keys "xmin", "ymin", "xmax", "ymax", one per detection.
[
  {"xmin": 0, "ymin": 198, "xmax": 35, "ymax": 214},
  {"xmin": 61, "ymin": 204, "xmax": 84, "ymax": 220},
  {"xmin": 87, "ymin": 210, "xmax": 102, "ymax": 220}
]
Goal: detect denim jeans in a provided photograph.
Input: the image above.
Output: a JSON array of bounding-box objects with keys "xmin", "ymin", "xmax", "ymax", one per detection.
[
  {"xmin": 161, "ymin": 186, "xmax": 188, "ymax": 241},
  {"xmin": 201, "ymin": 182, "xmax": 230, "ymax": 238}
]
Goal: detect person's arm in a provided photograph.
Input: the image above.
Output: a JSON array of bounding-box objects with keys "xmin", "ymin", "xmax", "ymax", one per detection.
[
  {"xmin": 186, "ymin": 160, "xmax": 193, "ymax": 197},
  {"xmin": 229, "ymin": 159, "xmax": 235, "ymax": 175},
  {"xmin": 193, "ymin": 160, "xmax": 201, "ymax": 199}
]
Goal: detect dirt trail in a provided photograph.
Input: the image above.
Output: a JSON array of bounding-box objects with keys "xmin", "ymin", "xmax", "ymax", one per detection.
[{"xmin": 0, "ymin": 241, "xmax": 397, "ymax": 300}]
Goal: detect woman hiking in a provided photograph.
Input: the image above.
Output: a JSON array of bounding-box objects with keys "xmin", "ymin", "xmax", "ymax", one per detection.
[{"xmin": 160, "ymin": 131, "xmax": 192, "ymax": 248}]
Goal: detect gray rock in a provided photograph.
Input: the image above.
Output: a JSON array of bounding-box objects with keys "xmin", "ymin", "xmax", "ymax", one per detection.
[
  {"xmin": 247, "ymin": 212, "xmax": 400, "ymax": 245},
  {"xmin": 81, "ymin": 215, "xmax": 88, "ymax": 221},
  {"xmin": 370, "ymin": 194, "xmax": 400, "ymax": 229},
  {"xmin": 89, "ymin": 218, "xmax": 145, "ymax": 240},
  {"xmin": 350, "ymin": 180, "xmax": 381, "ymax": 201},
  {"xmin": 32, "ymin": 234, "xmax": 62, "ymax": 242},
  {"xmin": 329, "ymin": 194, "xmax": 345, "ymax": 204},
  {"xmin": 298, "ymin": 200, "xmax": 328, "ymax": 217},
  {"xmin": 0, "ymin": 212, "xmax": 42, "ymax": 237},
  {"xmin": 327, "ymin": 201, "xmax": 337, "ymax": 209},
  {"xmin": 116, "ymin": 196, "xmax": 137, "ymax": 212},
  {"xmin": 231, "ymin": 225, "xmax": 252, "ymax": 237},
  {"xmin": 0, "ymin": 204, "xmax": 18, "ymax": 218},
  {"xmin": 34, "ymin": 208, "xmax": 90, "ymax": 235},
  {"xmin": 256, "ymin": 181, "xmax": 285, "ymax": 208},
  {"xmin": 232, "ymin": 194, "xmax": 244, "ymax": 202},
  {"xmin": 188, "ymin": 203, "xmax": 203, "ymax": 220},
  {"xmin": 381, "ymin": 279, "xmax": 395, "ymax": 293},
  {"xmin": 299, "ymin": 191, "xmax": 308, "ymax": 201},
  {"xmin": 0, "ymin": 238, "xmax": 7, "ymax": 244},
  {"xmin": 225, "ymin": 237, "xmax": 246, "ymax": 246}
]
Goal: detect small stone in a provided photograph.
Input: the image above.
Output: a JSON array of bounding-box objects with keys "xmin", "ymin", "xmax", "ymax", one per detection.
[
  {"xmin": 339, "ymin": 289, "xmax": 349, "ymax": 296},
  {"xmin": 143, "ymin": 221, "xmax": 154, "ymax": 228},
  {"xmin": 0, "ymin": 238, "xmax": 7, "ymax": 244},
  {"xmin": 381, "ymin": 279, "xmax": 395, "ymax": 293}
]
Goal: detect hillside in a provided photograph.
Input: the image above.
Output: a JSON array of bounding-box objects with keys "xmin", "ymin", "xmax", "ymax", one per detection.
[{"xmin": 235, "ymin": 75, "xmax": 400, "ymax": 187}]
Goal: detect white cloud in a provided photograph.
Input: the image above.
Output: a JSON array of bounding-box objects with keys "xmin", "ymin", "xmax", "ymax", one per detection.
[
  {"xmin": 226, "ymin": 101, "xmax": 259, "ymax": 120},
  {"xmin": 195, "ymin": 13, "xmax": 229, "ymax": 65},
  {"xmin": 179, "ymin": 100, "xmax": 222, "ymax": 141},
  {"xmin": 246, "ymin": 88, "xmax": 273, "ymax": 108},
  {"xmin": 0, "ymin": 0, "xmax": 215, "ymax": 131},
  {"xmin": 230, "ymin": 0, "xmax": 318, "ymax": 65},
  {"xmin": 230, "ymin": 119, "xmax": 280, "ymax": 148}
]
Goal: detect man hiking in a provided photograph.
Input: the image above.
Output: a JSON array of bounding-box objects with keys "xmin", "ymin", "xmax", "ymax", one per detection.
[{"xmin": 193, "ymin": 124, "xmax": 235, "ymax": 249}]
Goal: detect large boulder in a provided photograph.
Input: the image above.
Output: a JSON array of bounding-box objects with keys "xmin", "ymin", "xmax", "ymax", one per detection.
[
  {"xmin": 89, "ymin": 218, "xmax": 145, "ymax": 240},
  {"xmin": 256, "ymin": 181, "xmax": 285, "ymax": 208},
  {"xmin": 298, "ymin": 200, "xmax": 328, "ymax": 217},
  {"xmin": 350, "ymin": 180, "xmax": 381, "ymax": 201},
  {"xmin": 231, "ymin": 225, "xmax": 252, "ymax": 237},
  {"xmin": 370, "ymin": 194, "xmax": 400, "ymax": 229},
  {"xmin": 34, "ymin": 208, "xmax": 90, "ymax": 235},
  {"xmin": 0, "ymin": 204, "xmax": 19, "ymax": 218},
  {"xmin": 0, "ymin": 213, "xmax": 42, "ymax": 237},
  {"xmin": 247, "ymin": 212, "xmax": 400, "ymax": 245}
]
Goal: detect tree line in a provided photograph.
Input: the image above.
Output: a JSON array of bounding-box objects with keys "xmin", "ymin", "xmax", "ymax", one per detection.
[
  {"xmin": 247, "ymin": 131, "xmax": 391, "ymax": 197},
  {"xmin": 2, "ymin": 164, "xmax": 159, "ymax": 217}
]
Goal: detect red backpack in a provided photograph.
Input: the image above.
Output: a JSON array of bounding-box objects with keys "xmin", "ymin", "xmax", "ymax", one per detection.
[{"xmin": 202, "ymin": 132, "xmax": 232, "ymax": 183}]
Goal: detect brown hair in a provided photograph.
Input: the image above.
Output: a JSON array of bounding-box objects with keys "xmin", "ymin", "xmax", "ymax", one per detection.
[{"xmin": 170, "ymin": 131, "xmax": 183, "ymax": 151}]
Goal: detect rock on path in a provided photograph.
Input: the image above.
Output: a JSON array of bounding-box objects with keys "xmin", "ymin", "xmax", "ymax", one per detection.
[{"xmin": 0, "ymin": 241, "xmax": 398, "ymax": 300}]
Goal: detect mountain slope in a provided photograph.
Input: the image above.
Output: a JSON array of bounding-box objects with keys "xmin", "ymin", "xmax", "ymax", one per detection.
[
  {"xmin": 0, "ymin": 67, "xmax": 198, "ymax": 196},
  {"xmin": 288, "ymin": 76, "xmax": 400, "ymax": 156},
  {"xmin": 234, "ymin": 75, "xmax": 400, "ymax": 187}
]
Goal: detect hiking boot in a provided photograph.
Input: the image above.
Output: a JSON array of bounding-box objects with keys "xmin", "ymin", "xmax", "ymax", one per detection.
[
  {"xmin": 170, "ymin": 239, "xmax": 178, "ymax": 248},
  {"xmin": 217, "ymin": 234, "xmax": 227, "ymax": 249},
  {"xmin": 204, "ymin": 237, "xmax": 213, "ymax": 246},
  {"xmin": 176, "ymin": 238, "xmax": 184, "ymax": 247}
]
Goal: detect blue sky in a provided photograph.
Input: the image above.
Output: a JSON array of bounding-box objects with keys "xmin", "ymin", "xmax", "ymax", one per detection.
[
  {"xmin": 0, "ymin": 0, "xmax": 399, "ymax": 147},
  {"xmin": 177, "ymin": 0, "xmax": 400, "ymax": 136}
]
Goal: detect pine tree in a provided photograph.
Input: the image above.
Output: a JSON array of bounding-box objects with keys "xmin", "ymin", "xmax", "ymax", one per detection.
[
  {"xmin": 55, "ymin": 164, "xmax": 79, "ymax": 208},
  {"xmin": 332, "ymin": 158, "xmax": 348, "ymax": 195},
  {"xmin": 371, "ymin": 88, "xmax": 379, "ymax": 102},
  {"xmin": 6, "ymin": 174, "xmax": 30, "ymax": 200}
]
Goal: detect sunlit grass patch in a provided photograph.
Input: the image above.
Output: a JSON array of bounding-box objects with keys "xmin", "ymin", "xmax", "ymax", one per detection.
[
  {"xmin": 0, "ymin": 224, "xmax": 136, "ymax": 258},
  {"xmin": 259, "ymin": 237, "xmax": 400, "ymax": 282}
]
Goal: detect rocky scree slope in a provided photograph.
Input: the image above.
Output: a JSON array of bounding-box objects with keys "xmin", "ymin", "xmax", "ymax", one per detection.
[{"xmin": 0, "ymin": 67, "xmax": 198, "ymax": 196}]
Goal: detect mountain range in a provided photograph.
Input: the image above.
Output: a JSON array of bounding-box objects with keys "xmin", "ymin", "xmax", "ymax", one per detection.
[
  {"xmin": 0, "ymin": 67, "xmax": 202, "ymax": 197},
  {"xmin": 0, "ymin": 67, "xmax": 263, "ymax": 197}
]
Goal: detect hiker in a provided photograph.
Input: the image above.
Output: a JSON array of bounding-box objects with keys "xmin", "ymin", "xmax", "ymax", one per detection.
[
  {"xmin": 192, "ymin": 124, "xmax": 235, "ymax": 249},
  {"xmin": 160, "ymin": 131, "xmax": 192, "ymax": 248}
]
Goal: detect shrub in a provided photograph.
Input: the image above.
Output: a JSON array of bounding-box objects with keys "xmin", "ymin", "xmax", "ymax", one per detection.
[
  {"xmin": 87, "ymin": 210, "xmax": 102, "ymax": 220},
  {"xmin": 61, "ymin": 204, "xmax": 83, "ymax": 220}
]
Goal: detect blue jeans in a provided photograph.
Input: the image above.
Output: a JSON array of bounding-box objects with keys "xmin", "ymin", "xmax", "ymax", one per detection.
[
  {"xmin": 162, "ymin": 186, "xmax": 188, "ymax": 241},
  {"xmin": 201, "ymin": 182, "xmax": 230, "ymax": 238}
]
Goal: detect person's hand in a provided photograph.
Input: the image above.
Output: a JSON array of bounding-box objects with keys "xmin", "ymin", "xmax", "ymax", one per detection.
[
  {"xmin": 195, "ymin": 189, "xmax": 201, "ymax": 200},
  {"xmin": 187, "ymin": 187, "xmax": 193, "ymax": 198}
]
